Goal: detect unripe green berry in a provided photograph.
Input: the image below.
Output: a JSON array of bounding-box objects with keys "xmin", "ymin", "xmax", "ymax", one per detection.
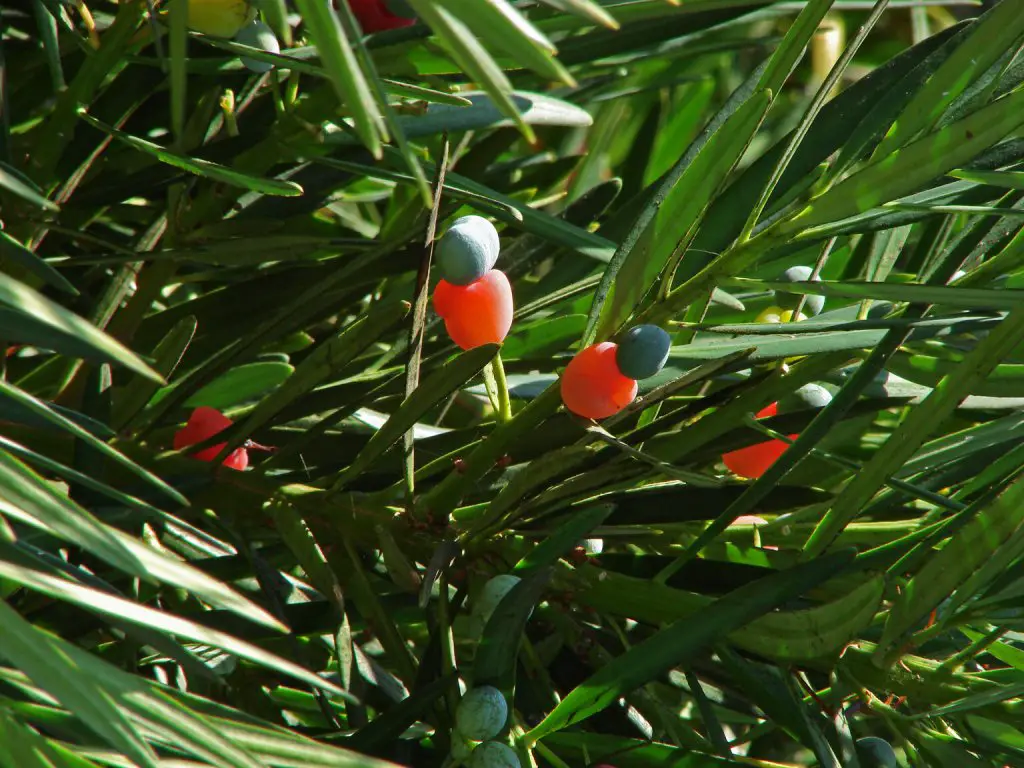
[
  {"xmin": 615, "ymin": 324, "xmax": 671, "ymax": 380},
  {"xmin": 855, "ymin": 736, "xmax": 898, "ymax": 767},
  {"xmin": 455, "ymin": 686, "xmax": 507, "ymax": 741},
  {"xmin": 234, "ymin": 20, "xmax": 279, "ymax": 73},
  {"xmin": 437, "ymin": 215, "xmax": 500, "ymax": 286},
  {"xmin": 775, "ymin": 265, "xmax": 824, "ymax": 316},
  {"xmin": 468, "ymin": 741, "xmax": 520, "ymax": 768}
]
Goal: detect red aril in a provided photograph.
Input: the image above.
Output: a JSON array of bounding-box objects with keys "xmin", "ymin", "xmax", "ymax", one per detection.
[
  {"xmin": 721, "ymin": 402, "xmax": 798, "ymax": 479},
  {"xmin": 433, "ymin": 269, "xmax": 513, "ymax": 350},
  {"xmin": 348, "ymin": 0, "xmax": 416, "ymax": 33},
  {"xmin": 174, "ymin": 406, "xmax": 249, "ymax": 470}
]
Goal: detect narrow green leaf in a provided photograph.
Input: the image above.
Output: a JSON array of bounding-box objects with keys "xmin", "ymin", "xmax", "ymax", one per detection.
[
  {"xmin": 422, "ymin": 383, "xmax": 562, "ymax": 523},
  {"xmin": 291, "ymin": 0, "xmax": 383, "ymax": 156},
  {"xmin": 787, "ymin": 86, "xmax": 1024, "ymax": 234},
  {"xmin": 0, "ymin": 450, "xmax": 286, "ymax": 632},
  {"xmin": 887, "ymin": 352, "xmax": 1024, "ymax": 398},
  {"xmin": 514, "ymin": 504, "xmax": 614, "ymax": 574},
  {"xmin": 582, "ymin": 567, "xmax": 883, "ymax": 663},
  {"xmin": 182, "ymin": 361, "xmax": 294, "ymax": 409},
  {"xmin": 236, "ymin": 302, "xmax": 409, "ymax": 440},
  {"xmin": 0, "ymin": 380, "xmax": 187, "ymax": 507},
  {"xmin": 438, "ymin": 0, "xmax": 574, "ymax": 85},
  {"xmin": 0, "ymin": 162, "xmax": 58, "ymax": 211},
  {"xmin": 0, "ymin": 232, "xmax": 76, "ymax": 295},
  {"xmin": 0, "ymin": 555, "xmax": 351, "ymax": 698},
  {"xmin": 804, "ymin": 305, "xmax": 1024, "ymax": 557},
  {"xmin": 113, "ymin": 316, "xmax": 196, "ymax": 430},
  {"xmin": 584, "ymin": 63, "xmax": 772, "ymax": 344},
  {"xmin": 738, "ymin": 277, "xmax": 1024, "ymax": 309},
  {"xmin": 0, "ymin": 273, "xmax": 162, "ymax": 382},
  {"xmin": 406, "ymin": 0, "xmax": 535, "ymax": 142},
  {"xmin": 77, "ymin": 110, "xmax": 304, "ymax": 196},
  {"xmin": 738, "ymin": 0, "xmax": 883, "ymax": 240},
  {"xmin": 949, "ymin": 168, "xmax": 1024, "ymax": 190},
  {"xmin": 537, "ymin": 0, "xmax": 618, "ymax": 29},
  {"xmin": 0, "ymin": 599, "xmax": 160, "ymax": 768},
  {"xmin": 473, "ymin": 567, "xmax": 552, "ymax": 690},
  {"xmin": 266, "ymin": 496, "xmax": 344, "ymax": 610},
  {"xmin": 168, "ymin": 0, "xmax": 188, "ymax": 141},
  {"xmin": 598, "ymin": 89, "xmax": 772, "ymax": 339},
  {"xmin": 332, "ymin": 344, "xmax": 499, "ymax": 489},
  {"xmin": 525, "ymin": 550, "xmax": 854, "ymax": 742},
  {"xmin": 0, "ymin": 705, "xmax": 80, "ymax": 768},
  {"xmin": 323, "ymin": 91, "xmax": 592, "ymax": 142},
  {"xmin": 872, "ymin": 0, "xmax": 1024, "ymax": 158},
  {"xmin": 874, "ymin": 474, "xmax": 1024, "ymax": 665}
]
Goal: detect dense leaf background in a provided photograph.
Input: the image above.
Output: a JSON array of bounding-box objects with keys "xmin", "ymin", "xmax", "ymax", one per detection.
[{"xmin": 2, "ymin": 0, "xmax": 1024, "ymax": 765}]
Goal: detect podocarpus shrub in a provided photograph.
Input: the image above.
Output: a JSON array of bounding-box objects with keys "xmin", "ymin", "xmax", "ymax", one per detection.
[{"xmin": 3, "ymin": 1, "xmax": 1024, "ymax": 767}]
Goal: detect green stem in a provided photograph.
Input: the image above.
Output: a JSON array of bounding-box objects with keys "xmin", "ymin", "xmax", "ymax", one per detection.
[
  {"xmin": 938, "ymin": 625, "xmax": 1006, "ymax": 672},
  {"xmin": 492, "ymin": 352, "xmax": 512, "ymax": 423},
  {"xmin": 481, "ymin": 361, "xmax": 502, "ymax": 415}
]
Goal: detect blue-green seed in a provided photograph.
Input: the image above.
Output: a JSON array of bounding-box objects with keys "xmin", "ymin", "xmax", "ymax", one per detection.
[
  {"xmin": 775, "ymin": 265, "xmax": 824, "ymax": 316},
  {"xmin": 455, "ymin": 686, "xmax": 507, "ymax": 741},
  {"xmin": 855, "ymin": 737, "xmax": 898, "ymax": 768},
  {"xmin": 436, "ymin": 215, "xmax": 500, "ymax": 286},
  {"xmin": 468, "ymin": 741, "xmax": 520, "ymax": 768},
  {"xmin": 235, "ymin": 21, "xmax": 279, "ymax": 73},
  {"xmin": 616, "ymin": 325, "xmax": 671, "ymax": 380},
  {"xmin": 780, "ymin": 383, "xmax": 833, "ymax": 412}
]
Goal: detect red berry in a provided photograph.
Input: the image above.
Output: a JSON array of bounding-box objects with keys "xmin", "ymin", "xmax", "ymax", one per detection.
[
  {"xmin": 348, "ymin": 0, "xmax": 415, "ymax": 33},
  {"xmin": 222, "ymin": 447, "xmax": 249, "ymax": 470},
  {"xmin": 560, "ymin": 342, "xmax": 638, "ymax": 420},
  {"xmin": 432, "ymin": 270, "xmax": 513, "ymax": 350},
  {"xmin": 721, "ymin": 403, "xmax": 798, "ymax": 479},
  {"xmin": 173, "ymin": 406, "xmax": 249, "ymax": 470}
]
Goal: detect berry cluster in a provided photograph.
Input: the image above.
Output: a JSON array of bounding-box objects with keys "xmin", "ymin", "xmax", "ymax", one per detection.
[
  {"xmin": 433, "ymin": 216, "xmax": 513, "ymax": 350},
  {"xmin": 560, "ymin": 325, "xmax": 671, "ymax": 419},
  {"xmin": 721, "ymin": 267, "xmax": 830, "ymax": 478},
  {"xmin": 757, "ymin": 264, "xmax": 825, "ymax": 323}
]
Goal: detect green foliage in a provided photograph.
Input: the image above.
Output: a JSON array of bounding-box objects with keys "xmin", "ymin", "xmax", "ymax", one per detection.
[{"xmin": 4, "ymin": 0, "xmax": 1024, "ymax": 766}]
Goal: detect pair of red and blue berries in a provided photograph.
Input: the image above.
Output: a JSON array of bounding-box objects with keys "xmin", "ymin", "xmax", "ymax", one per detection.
[
  {"xmin": 560, "ymin": 325, "xmax": 672, "ymax": 420},
  {"xmin": 432, "ymin": 215, "xmax": 514, "ymax": 351}
]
